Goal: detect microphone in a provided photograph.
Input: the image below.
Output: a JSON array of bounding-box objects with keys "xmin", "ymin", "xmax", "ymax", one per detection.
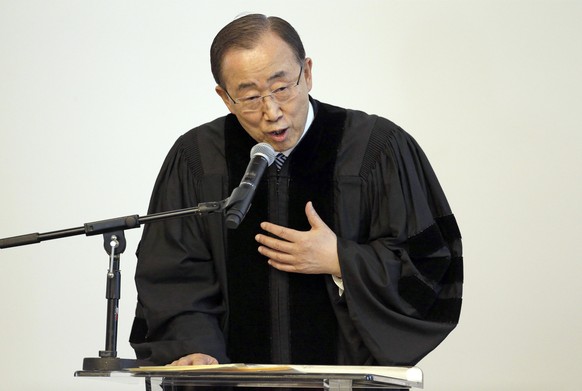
[{"xmin": 224, "ymin": 142, "xmax": 276, "ymax": 229}]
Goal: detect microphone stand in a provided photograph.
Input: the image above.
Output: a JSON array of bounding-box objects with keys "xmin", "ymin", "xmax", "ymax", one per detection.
[{"xmin": 0, "ymin": 200, "xmax": 227, "ymax": 371}]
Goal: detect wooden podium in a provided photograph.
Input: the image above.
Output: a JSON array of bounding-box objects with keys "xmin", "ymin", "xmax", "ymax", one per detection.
[{"xmin": 75, "ymin": 364, "xmax": 423, "ymax": 389}]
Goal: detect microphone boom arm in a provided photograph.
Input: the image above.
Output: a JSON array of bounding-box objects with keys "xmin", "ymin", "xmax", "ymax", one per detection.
[{"xmin": 0, "ymin": 200, "xmax": 227, "ymax": 249}]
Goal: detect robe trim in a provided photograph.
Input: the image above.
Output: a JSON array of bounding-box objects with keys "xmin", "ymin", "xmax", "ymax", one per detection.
[
  {"xmin": 410, "ymin": 256, "xmax": 453, "ymax": 283},
  {"xmin": 442, "ymin": 256, "xmax": 464, "ymax": 284},
  {"xmin": 285, "ymin": 100, "xmax": 346, "ymax": 364},
  {"xmin": 426, "ymin": 298, "xmax": 462, "ymax": 323},
  {"xmin": 407, "ymin": 216, "xmax": 462, "ymax": 277},
  {"xmin": 399, "ymin": 275, "xmax": 462, "ymax": 323},
  {"xmin": 399, "ymin": 214, "xmax": 463, "ymax": 323},
  {"xmin": 437, "ymin": 214, "xmax": 462, "ymax": 243},
  {"xmin": 223, "ymin": 114, "xmax": 271, "ymax": 362},
  {"xmin": 408, "ymin": 219, "xmax": 447, "ymax": 258}
]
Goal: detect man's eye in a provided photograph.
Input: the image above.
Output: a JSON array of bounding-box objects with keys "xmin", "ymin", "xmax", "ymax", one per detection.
[
  {"xmin": 241, "ymin": 95, "xmax": 261, "ymax": 102},
  {"xmin": 273, "ymin": 86, "xmax": 289, "ymax": 94}
]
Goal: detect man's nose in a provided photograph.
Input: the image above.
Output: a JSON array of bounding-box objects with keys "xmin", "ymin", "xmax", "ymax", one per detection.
[{"xmin": 262, "ymin": 96, "xmax": 282, "ymax": 121}]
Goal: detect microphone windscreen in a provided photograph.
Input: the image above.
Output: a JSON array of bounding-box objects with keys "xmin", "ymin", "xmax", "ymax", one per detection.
[{"xmin": 250, "ymin": 142, "xmax": 276, "ymax": 166}]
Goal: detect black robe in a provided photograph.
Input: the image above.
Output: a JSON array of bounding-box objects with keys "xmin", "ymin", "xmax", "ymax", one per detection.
[{"xmin": 130, "ymin": 98, "xmax": 463, "ymax": 366}]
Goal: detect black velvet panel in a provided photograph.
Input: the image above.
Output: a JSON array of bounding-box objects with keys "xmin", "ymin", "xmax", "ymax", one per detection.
[
  {"xmin": 398, "ymin": 275, "xmax": 437, "ymax": 318},
  {"xmin": 441, "ymin": 256, "xmax": 464, "ymax": 284},
  {"xmin": 436, "ymin": 214, "xmax": 462, "ymax": 243},
  {"xmin": 407, "ymin": 215, "xmax": 463, "ymax": 284},
  {"xmin": 399, "ymin": 214, "xmax": 463, "ymax": 322},
  {"xmin": 223, "ymin": 102, "xmax": 347, "ymax": 364},
  {"xmin": 426, "ymin": 297, "xmax": 463, "ymax": 323},
  {"xmin": 408, "ymin": 223, "xmax": 446, "ymax": 258},
  {"xmin": 399, "ymin": 273, "xmax": 461, "ymax": 323},
  {"xmin": 286, "ymin": 102, "xmax": 347, "ymax": 364},
  {"xmin": 224, "ymin": 115, "xmax": 272, "ymax": 363},
  {"xmin": 409, "ymin": 256, "xmax": 452, "ymax": 283}
]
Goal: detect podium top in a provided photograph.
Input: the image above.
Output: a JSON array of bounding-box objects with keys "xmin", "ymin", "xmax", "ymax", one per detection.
[{"xmin": 76, "ymin": 363, "xmax": 423, "ymax": 389}]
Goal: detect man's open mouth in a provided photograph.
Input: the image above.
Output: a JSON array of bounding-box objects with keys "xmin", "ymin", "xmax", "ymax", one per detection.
[{"xmin": 270, "ymin": 129, "xmax": 287, "ymax": 136}]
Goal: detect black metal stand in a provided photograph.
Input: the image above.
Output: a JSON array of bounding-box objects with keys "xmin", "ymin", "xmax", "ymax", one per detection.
[
  {"xmin": 82, "ymin": 230, "xmax": 136, "ymax": 370},
  {"xmin": 0, "ymin": 200, "xmax": 227, "ymax": 371}
]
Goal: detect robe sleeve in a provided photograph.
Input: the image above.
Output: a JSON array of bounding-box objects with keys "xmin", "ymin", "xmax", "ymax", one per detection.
[
  {"xmin": 336, "ymin": 119, "xmax": 463, "ymax": 365},
  {"xmin": 129, "ymin": 134, "xmax": 228, "ymax": 365}
]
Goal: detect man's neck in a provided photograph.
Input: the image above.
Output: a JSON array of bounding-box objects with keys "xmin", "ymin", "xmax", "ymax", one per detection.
[{"xmin": 280, "ymin": 101, "xmax": 314, "ymax": 156}]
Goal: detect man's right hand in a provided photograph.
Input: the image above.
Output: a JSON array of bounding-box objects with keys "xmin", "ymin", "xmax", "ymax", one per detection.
[{"xmin": 169, "ymin": 353, "xmax": 219, "ymax": 366}]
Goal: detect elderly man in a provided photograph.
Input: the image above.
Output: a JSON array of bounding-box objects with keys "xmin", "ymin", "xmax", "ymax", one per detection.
[{"xmin": 130, "ymin": 14, "xmax": 463, "ymax": 367}]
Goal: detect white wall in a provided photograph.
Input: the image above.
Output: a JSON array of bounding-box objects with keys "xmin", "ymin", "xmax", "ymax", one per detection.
[{"xmin": 1, "ymin": 1, "xmax": 580, "ymax": 390}]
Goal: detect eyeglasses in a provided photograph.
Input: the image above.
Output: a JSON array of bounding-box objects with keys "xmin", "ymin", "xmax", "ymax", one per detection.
[{"xmin": 224, "ymin": 63, "xmax": 304, "ymax": 113}]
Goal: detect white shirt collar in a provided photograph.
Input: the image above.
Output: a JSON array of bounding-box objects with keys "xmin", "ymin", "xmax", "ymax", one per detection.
[{"xmin": 280, "ymin": 101, "xmax": 314, "ymax": 157}]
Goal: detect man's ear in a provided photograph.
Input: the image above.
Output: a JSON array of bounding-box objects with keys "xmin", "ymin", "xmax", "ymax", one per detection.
[
  {"xmin": 215, "ymin": 85, "xmax": 235, "ymax": 114},
  {"xmin": 303, "ymin": 57, "xmax": 314, "ymax": 92}
]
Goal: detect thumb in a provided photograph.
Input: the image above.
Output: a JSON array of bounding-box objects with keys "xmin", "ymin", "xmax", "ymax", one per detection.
[{"xmin": 305, "ymin": 201, "xmax": 325, "ymax": 229}]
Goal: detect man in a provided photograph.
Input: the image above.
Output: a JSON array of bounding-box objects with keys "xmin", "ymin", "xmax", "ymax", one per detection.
[{"xmin": 130, "ymin": 14, "xmax": 463, "ymax": 367}]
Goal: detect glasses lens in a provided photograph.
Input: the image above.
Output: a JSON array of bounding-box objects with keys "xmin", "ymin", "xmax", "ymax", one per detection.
[
  {"xmin": 241, "ymin": 98, "xmax": 262, "ymax": 111},
  {"xmin": 272, "ymin": 85, "xmax": 298, "ymax": 103},
  {"xmin": 238, "ymin": 70, "xmax": 302, "ymax": 113}
]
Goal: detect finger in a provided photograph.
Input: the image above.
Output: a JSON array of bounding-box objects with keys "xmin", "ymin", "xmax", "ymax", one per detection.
[
  {"xmin": 205, "ymin": 355, "xmax": 219, "ymax": 365},
  {"xmin": 258, "ymin": 245, "xmax": 295, "ymax": 264},
  {"xmin": 169, "ymin": 358, "xmax": 186, "ymax": 366},
  {"xmin": 259, "ymin": 221, "xmax": 300, "ymax": 242},
  {"xmin": 255, "ymin": 233, "xmax": 293, "ymax": 253},
  {"xmin": 170, "ymin": 353, "xmax": 218, "ymax": 366},
  {"xmin": 268, "ymin": 259, "xmax": 298, "ymax": 273},
  {"xmin": 176, "ymin": 356, "xmax": 194, "ymax": 366}
]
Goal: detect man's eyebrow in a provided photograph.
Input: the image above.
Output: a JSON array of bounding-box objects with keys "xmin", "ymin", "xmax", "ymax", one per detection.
[
  {"xmin": 235, "ymin": 70, "xmax": 289, "ymax": 91},
  {"xmin": 267, "ymin": 70, "xmax": 287, "ymax": 82}
]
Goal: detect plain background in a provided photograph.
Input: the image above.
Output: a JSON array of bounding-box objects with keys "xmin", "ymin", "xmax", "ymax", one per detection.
[{"xmin": 1, "ymin": 1, "xmax": 581, "ymax": 390}]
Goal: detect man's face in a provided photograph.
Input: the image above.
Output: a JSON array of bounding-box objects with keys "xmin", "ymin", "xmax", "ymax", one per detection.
[{"xmin": 215, "ymin": 32, "xmax": 313, "ymax": 152}]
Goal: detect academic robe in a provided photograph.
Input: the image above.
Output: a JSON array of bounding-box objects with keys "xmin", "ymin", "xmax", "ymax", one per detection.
[{"xmin": 130, "ymin": 98, "xmax": 463, "ymax": 366}]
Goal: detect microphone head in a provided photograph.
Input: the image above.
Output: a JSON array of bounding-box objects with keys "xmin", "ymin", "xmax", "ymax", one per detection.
[{"xmin": 250, "ymin": 142, "xmax": 277, "ymax": 166}]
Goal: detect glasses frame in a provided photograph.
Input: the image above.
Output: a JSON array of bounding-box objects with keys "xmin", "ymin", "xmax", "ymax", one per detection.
[{"xmin": 224, "ymin": 62, "xmax": 304, "ymax": 112}]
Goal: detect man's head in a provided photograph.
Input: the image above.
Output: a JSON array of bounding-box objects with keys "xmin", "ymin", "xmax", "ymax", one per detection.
[
  {"xmin": 210, "ymin": 14, "xmax": 306, "ymax": 87},
  {"xmin": 212, "ymin": 14, "xmax": 313, "ymax": 152}
]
